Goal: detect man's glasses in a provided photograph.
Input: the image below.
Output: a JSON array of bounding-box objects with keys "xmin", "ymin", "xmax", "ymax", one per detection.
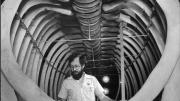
[{"xmin": 70, "ymin": 65, "xmax": 82, "ymax": 71}]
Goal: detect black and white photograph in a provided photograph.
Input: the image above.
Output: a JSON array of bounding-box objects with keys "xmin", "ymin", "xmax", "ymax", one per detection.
[{"xmin": 1, "ymin": 0, "xmax": 180, "ymax": 101}]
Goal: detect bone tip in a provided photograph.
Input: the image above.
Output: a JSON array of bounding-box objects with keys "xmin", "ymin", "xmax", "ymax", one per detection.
[
  {"xmin": 67, "ymin": 10, "xmax": 73, "ymax": 16},
  {"xmin": 62, "ymin": 9, "xmax": 73, "ymax": 16},
  {"xmin": 102, "ymin": 4, "xmax": 111, "ymax": 12},
  {"xmin": 64, "ymin": 0, "xmax": 70, "ymax": 2},
  {"xmin": 58, "ymin": 0, "xmax": 70, "ymax": 2}
]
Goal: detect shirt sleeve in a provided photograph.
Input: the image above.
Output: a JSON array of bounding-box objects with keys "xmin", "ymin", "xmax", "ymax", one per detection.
[
  {"xmin": 93, "ymin": 76, "xmax": 105, "ymax": 100},
  {"xmin": 58, "ymin": 80, "xmax": 68, "ymax": 100}
]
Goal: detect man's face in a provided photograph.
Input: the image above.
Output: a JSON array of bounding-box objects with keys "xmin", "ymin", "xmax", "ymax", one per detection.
[{"xmin": 70, "ymin": 57, "xmax": 84, "ymax": 74}]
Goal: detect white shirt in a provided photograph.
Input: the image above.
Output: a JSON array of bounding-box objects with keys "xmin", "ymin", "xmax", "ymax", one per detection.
[{"xmin": 58, "ymin": 73, "xmax": 105, "ymax": 101}]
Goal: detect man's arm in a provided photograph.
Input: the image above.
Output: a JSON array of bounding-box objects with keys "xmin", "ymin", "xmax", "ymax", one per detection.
[
  {"xmin": 93, "ymin": 77, "xmax": 114, "ymax": 101},
  {"xmin": 58, "ymin": 80, "xmax": 68, "ymax": 101},
  {"xmin": 57, "ymin": 97, "xmax": 66, "ymax": 101},
  {"xmin": 100, "ymin": 95, "xmax": 114, "ymax": 101},
  {"xmin": 101, "ymin": 97, "xmax": 129, "ymax": 101}
]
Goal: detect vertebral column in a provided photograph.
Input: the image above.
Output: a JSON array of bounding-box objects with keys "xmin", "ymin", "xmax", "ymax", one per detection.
[{"xmin": 72, "ymin": 0, "xmax": 102, "ymax": 59}]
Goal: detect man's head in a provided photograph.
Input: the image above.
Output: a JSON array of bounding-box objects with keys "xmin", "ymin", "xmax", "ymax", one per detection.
[{"xmin": 69, "ymin": 52, "xmax": 86, "ymax": 80}]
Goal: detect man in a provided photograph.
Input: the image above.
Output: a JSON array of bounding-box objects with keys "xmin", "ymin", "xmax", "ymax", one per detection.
[{"xmin": 58, "ymin": 52, "xmax": 114, "ymax": 101}]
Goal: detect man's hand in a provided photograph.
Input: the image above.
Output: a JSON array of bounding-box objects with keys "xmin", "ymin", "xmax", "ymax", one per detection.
[{"xmin": 100, "ymin": 95, "xmax": 114, "ymax": 101}]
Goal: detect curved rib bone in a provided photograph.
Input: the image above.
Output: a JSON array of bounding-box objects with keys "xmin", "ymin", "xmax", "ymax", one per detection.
[{"xmin": 129, "ymin": 0, "xmax": 180, "ymax": 100}]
